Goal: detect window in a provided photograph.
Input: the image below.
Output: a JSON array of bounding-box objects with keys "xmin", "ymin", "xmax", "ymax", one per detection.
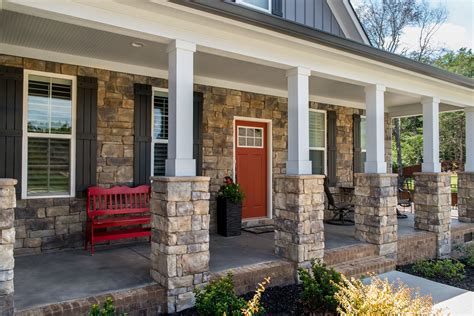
[
  {"xmin": 152, "ymin": 89, "xmax": 168, "ymax": 176},
  {"xmin": 236, "ymin": 0, "xmax": 271, "ymax": 12},
  {"xmin": 237, "ymin": 126, "xmax": 264, "ymax": 148},
  {"xmin": 309, "ymin": 110, "xmax": 326, "ymax": 175},
  {"xmin": 360, "ymin": 115, "xmax": 367, "ymax": 172},
  {"xmin": 23, "ymin": 71, "xmax": 76, "ymax": 198}
]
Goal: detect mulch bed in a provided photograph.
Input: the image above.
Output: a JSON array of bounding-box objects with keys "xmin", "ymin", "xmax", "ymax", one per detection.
[{"xmin": 397, "ymin": 260, "xmax": 474, "ymax": 291}]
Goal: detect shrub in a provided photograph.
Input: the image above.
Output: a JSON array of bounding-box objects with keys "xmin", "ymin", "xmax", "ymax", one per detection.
[
  {"xmin": 89, "ymin": 297, "xmax": 126, "ymax": 316},
  {"xmin": 297, "ymin": 259, "xmax": 342, "ymax": 313},
  {"xmin": 412, "ymin": 259, "xmax": 465, "ymax": 280},
  {"xmin": 217, "ymin": 177, "xmax": 245, "ymax": 203},
  {"xmin": 334, "ymin": 274, "xmax": 441, "ymax": 315},
  {"xmin": 241, "ymin": 277, "xmax": 270, "ymax": 316},
  {"xmin": 194, "ymin": 273, "xmax": 246, "ymax": 316},
  {"xmin": 455, "ymin": 243, "xmax": 474, "ymax": 267}
]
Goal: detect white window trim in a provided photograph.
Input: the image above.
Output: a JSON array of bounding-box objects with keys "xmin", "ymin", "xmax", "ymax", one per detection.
[
  {"xmin": 361, "ymin": 115, "xmax": 367, "ymax": 153},
  {"xmin": 22, "ymin": 70, "xmax": 77, "ymax": 199},
  {"xmin": 236, "ymin": 0, "xmax": 271, "ymax": 13},
  {"xmin": 151, "ymin": 87, "xmax": 169, "ymax": 176},
  {"xmin": 309, "ymin": 109, "xmax": 327, "ymax": 175},
  {"xmin": 237, "ymin": 126, "xmax": 264, "ymax": 148}
]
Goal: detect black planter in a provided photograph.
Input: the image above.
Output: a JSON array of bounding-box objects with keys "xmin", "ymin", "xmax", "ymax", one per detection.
[{"xmin": 216, "ymin": 197, "xmax": 242, "ymax": 237}]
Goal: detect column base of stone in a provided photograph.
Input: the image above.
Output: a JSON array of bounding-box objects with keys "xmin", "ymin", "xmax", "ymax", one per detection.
[
  {"xmin": 0, "ymin": 179, "xmax": 17, "ymax": 316},
  {"xmin": 274, "ymin": 175, "xmax": 325, "ymax": 274},
  {"xmin": 414, "ymin": 172, "xmax": 452, "ymax": 258},
  {"xmin": 354, "ymin": 173, "xmax": 398, "ymax": 259},
  {"xmin": 458, "ymin": 172, "xmax": 474, "ymax": 223},
  {"xmin": 150, "ymin": 176, "xmax": 210, "ymax": 313}
]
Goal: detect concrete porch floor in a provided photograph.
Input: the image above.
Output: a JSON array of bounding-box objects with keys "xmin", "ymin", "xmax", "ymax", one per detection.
[{"xmin": 14, "ymin": 214, "xmax": 467, "ymax": 311}]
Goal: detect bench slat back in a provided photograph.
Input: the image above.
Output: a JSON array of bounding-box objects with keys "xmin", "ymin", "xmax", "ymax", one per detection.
[{"xmin": 87, "ymin": 185, "xmax": 151, "ymax": 217}]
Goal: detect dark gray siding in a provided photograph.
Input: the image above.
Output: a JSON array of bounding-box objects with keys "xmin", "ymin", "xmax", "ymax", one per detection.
[{"xmin": 282, "ymin": 0, "xmax": 344, "ymax": 37}]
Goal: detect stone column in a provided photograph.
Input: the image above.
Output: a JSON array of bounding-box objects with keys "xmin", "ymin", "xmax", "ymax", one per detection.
[
  {"xmin": 0, "ymin": 179, "xmax": 17, "ymax": 316},
  {"xmin": 414, "ymin": 173, "xmax": 451, "ymax": 257},
  {"xmin": 457, "ymin": 172, "xmax": 474, "ymax": 223},
  {"xmin": 274, "ymin": 175, "xmax": 325, "ymax": 271},
  {"xmin": 150, "ymin": 176, "xmax": 210, "ymax": 313},
  {"xmin": 354, "ymin": 174, "xmax": 398, "ymax": 258}
]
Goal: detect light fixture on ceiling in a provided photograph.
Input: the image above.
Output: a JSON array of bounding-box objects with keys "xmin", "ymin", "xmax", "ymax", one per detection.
[{"xmin": 131, "ymin": 41, "xmax": 144, "ymax": 48}]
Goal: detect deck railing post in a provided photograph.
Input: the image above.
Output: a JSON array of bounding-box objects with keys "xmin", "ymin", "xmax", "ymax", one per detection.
[
  {"xmin": 0, "ymin": 179, "xmax": 17, "ymax": 316},
  {"xmin": 150, "ymin": 176, "xmax": 210, "ymax": 313}
]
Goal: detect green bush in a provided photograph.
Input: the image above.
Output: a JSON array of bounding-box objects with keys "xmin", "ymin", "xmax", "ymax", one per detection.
[
  {"xmin": 412, "ymin": 259, "xmax": 465, "ymax": 280},
  {"xmin": 217, "ymin": 183, "xmax": 245, "ymax": 203},
  {"xmin": 89, "ymin": 297, "xmax": 126, "ymax": 316},
  {"xmin": 194, "ymin": 273, "xmax": 246, "ymax": 316},
  {"xmin": 298, "ymin": 259, "xmax": 342, "ymax": 313},
  {"xmin": 456, "ymin": 243, "xmax": 474, "ymax": 267}
]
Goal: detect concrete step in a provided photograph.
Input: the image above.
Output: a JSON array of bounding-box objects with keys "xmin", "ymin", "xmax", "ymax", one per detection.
[
  {"xmin": 323, "ymin": 243, "xmax": 377, "ymax": 265},
  {"xmin": 329, "ymin": 256, "xmax": 396, "ymax": 279}
]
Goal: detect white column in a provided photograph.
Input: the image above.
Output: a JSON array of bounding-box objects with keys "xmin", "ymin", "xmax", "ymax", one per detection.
[
  {"xmin": 421, "ymin": 97, "xmax": 441, "ymax": 173},
  {"xmin": 166, "ymin": 39, "xmax": 196, "ymax": 176},
  {"xmin": 364, "ymin": 84, "xmax": 387, "ymax": 173},
  {"xmin": 286, "ymin": 67, "xmax": 312, "ymax": 175},
  {"xmin": 465, "ymin": 107, "xmax": 474, "ymax": 172}
]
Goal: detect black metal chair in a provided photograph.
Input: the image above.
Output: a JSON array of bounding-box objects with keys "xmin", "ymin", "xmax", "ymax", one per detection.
[
  {"xmin": 324, "ymin": 177, "xmax": 355, "ymax": 226},
  {"xmin": 396, "ymin": 180, "xmax": 412, "ymax": 219}
]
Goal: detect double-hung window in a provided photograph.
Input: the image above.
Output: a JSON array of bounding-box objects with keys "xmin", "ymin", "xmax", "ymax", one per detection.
[
  {"xmin": 152, "ymin": 89, "xmax": 168, "ymax": 176},
  {"xmin": 309, "ymin": 109, "xmax": 327, "ymax": 175},
  {"xmin": 23, "ymin": 71, "xmax": 76, "ymax": 198},
  {"xmin": 236, "ymin": 0, "xmax": 271, "ymax": 12}
]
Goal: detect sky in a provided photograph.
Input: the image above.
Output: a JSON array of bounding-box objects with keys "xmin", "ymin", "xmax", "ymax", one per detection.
[{"xmin": 352, "ymin": 0, "xmax": 473, "ymax": 51}]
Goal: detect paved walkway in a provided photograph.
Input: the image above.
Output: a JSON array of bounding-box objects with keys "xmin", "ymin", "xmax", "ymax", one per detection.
[{"xmin": 370, "ymin": 271, "xmax": 473, "ymax": 316}]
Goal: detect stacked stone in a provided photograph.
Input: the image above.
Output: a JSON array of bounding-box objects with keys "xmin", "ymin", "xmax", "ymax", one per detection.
[
  {"xmin": 458, "ymin": 172, "xmax": 474, "ymax": 223},
  {"xmin": 273, "ymin": 175, "xmax": 325, "ymax": 270},
  {"xmin": 414, "ymin": 172, "xmax": 452, "ymax": 258},
  {"xmin": 0, "ymin": 179, "xmax": 17, "ymax": 316},
  {"xmin": 354, "ymin": 174, "xmax": 398, "ymax": 258},
  {"xmin": 150, "ymin": 176, "xmax": 211, "ymax": 313}
]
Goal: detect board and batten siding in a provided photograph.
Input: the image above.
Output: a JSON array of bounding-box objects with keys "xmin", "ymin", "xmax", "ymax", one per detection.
[{"xmin": 282, "ymin": 0, "xmax": 345, "ymax": 37}]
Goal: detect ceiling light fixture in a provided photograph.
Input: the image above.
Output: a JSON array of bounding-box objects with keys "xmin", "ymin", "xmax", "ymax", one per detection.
[{"xmin": 131, "ymin": 41, "xmax": 144, "ymax": 48}]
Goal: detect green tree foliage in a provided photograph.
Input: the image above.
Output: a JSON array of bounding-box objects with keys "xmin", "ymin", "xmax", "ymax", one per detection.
[{"xmin": 432, "ymin": 48, "xmax": 473, "ymax": 78}]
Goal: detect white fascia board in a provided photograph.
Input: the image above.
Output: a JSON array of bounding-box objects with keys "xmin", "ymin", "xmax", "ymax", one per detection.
[
  {"xmin": 1, "ymin": 43, "xmax": 364, "ymax": 109},
  {"xmin": 3, "ymin": 0, "xmax": 473, "ymax": 107}
]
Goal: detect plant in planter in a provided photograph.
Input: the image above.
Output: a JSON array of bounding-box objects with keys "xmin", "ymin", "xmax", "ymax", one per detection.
[{"xmin": 217, "ymin": 176, "xmax": 245, "ymax": 237}]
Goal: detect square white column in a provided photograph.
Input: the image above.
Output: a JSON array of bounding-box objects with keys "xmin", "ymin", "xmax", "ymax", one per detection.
[
  {"xmin": 286, "ymin": 67, "xmax": 312, "ymax": 175},
  {"xmin": 364, "ymin": 84, "xmax": 387, "ymax": 173},
  {"xmin": 465, "ymin": 107, "xmax": 474, "ymax": 172},
  {"xmin": 421, "ymin": 97, "xmax": 441, "ymax": 173},
  {"xmin": 166, "ymin": 39, "xmax": 196, "ymax": 176}
]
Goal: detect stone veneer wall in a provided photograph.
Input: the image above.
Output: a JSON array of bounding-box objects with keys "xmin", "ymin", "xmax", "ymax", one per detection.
[{"xmin": 1, "ymin": 54, "xmax": 392, "ymax": 252}]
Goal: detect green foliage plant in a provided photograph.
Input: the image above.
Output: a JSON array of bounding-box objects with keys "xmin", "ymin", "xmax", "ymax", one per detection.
[
  {"xmin": 89, "ymin": 297, "xmax": 126, "ymax": 316},
  {"xmin": 412, "ymin": 259, "xmax": 465, "ymax": 280},
  {"xmin": 217, "ymin": 183, "xmax": 245, "ymax": 203},
  {"xmin": 455, "ymin": 243, "xmax": 474, "ymax": 267},
  {"xmin": 297, "ymin": 259, "xmax": 342, "ymax": 313},
  {"xmin": 194, "ymin": 273, "xmax": 246, "ymax": 316}
]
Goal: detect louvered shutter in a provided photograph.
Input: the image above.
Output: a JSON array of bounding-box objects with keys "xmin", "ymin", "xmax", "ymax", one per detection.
[
  {"xmin": 353, "ymin": 114, "xmax": 363, "ymax": 174},
  {"xmin": 0, "ymin": 66, "xmax": 23, "ymax": 198},
  {"xmin": 193, "ymin": 92, "xmax": 203, "ymax": 176},
  {"xmin": 76, "ymin": 76, "xmax": 98, "ymax": 197},
  {"xmin": 327, "ymin": 111, "xmax": 337, "ymax": 186},
  {"xmin": 272, "ymin": 0, "xmax": 283, "ymax": 17},
  {"xmin": 134, "ymin": 84, "xmax": 152, "ymax": 185}
]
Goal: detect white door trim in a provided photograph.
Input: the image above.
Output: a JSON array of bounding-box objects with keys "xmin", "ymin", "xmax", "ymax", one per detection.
[{"xmin": 232, "ymin": 116, "xmax": 273, "ymax": 220}]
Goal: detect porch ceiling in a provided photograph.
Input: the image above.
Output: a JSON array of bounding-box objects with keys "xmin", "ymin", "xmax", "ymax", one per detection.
[{"xmin": 0, "ymin": 10, "xmax": 463, "ymax": 114}]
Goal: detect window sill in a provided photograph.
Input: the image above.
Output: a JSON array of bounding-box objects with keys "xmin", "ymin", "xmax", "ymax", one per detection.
[{"xmin": 21, "ymin": 193, "xmax": 75, "ymax": 200}]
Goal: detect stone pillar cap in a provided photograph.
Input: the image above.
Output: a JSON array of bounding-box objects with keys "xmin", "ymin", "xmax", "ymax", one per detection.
[
  {"xmin": 150, "ymin": 176, "xmax": 210, "ymax": 182},
  {"xmin": 0, "ymin": 178, "xmax": 18, "ymax": 186}
]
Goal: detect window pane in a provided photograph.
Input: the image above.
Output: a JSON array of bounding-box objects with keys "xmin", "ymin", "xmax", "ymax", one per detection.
[
  {"xmin": 309, "ymin": 111, "xmax": 325, "ymax": 148},
  {"xmin": 27, "ymin": 138, "xmax": 70, "ymax": 195},
  {"xmin": 360, "ymin": 117, "xmax": 367, "ymax": 151},
  {"xmin": 154, "ymin": 143, "xmax": 167, "ymax": 176},
  {"xmin": 242, "ymin": 0, "xmax": 269, "ymax": 9},
  {"xmin": 310, "ymin": 150, "xmax": 324, "ymax": 175},
  {"xmin": 154, "ymin": 94, "xmax": 168, "ymax": 140},
  {"xmin": 28, "ymin": 75, "xmax": 72, "ymax": 134}
]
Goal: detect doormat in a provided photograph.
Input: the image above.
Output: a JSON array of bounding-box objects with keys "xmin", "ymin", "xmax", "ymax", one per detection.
[{"xmin": 242, "ymin": 225, "xmax": 274, "ymax": 234}]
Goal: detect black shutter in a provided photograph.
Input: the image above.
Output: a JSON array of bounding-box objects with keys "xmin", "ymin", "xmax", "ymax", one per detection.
[
  {"xmin": 353, "ymin": 114, "xmax": 362, "ymax": 174},
  {"xmin": 327, "ymin": 111, "xmax": 337, "ymax": 186},
  {"xmin": 0, "ymin": 66, "xmax": 23, "ymax": 198},
  {"xmin": 134, "ymin": 84, "xmax": 152, "ymax": 186},
  {"xmin": 76, "ymin": 76, "xmax": 98, "ymax": 197},
  {"xmin": 193, "ymin": 92, "xmax": 203, "ymax": 176},
  {"xmin": 272, "ymin": 0, "xmax": 283, "ymax": 17}
]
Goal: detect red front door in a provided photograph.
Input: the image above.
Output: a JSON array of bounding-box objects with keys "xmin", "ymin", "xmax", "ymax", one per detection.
[{"xmin": 235, "ymin": 120, "xmax": 268, "ymax": 219}]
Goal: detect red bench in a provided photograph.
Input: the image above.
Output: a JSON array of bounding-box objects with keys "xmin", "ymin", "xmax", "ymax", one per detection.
[{"xmin": 85, "ymin": 185, "xmax": 151, "ymax": 254}]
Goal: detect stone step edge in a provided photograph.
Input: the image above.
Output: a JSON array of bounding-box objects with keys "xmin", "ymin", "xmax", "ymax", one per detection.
[{"xmin": 329, "ymin": 256, "xmax": 396, "ymax": 278}]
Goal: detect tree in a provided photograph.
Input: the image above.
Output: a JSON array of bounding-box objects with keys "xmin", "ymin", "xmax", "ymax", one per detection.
[{"xmin": 432, "ymin": 48, "xmax": 473, "ymax": 78}]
